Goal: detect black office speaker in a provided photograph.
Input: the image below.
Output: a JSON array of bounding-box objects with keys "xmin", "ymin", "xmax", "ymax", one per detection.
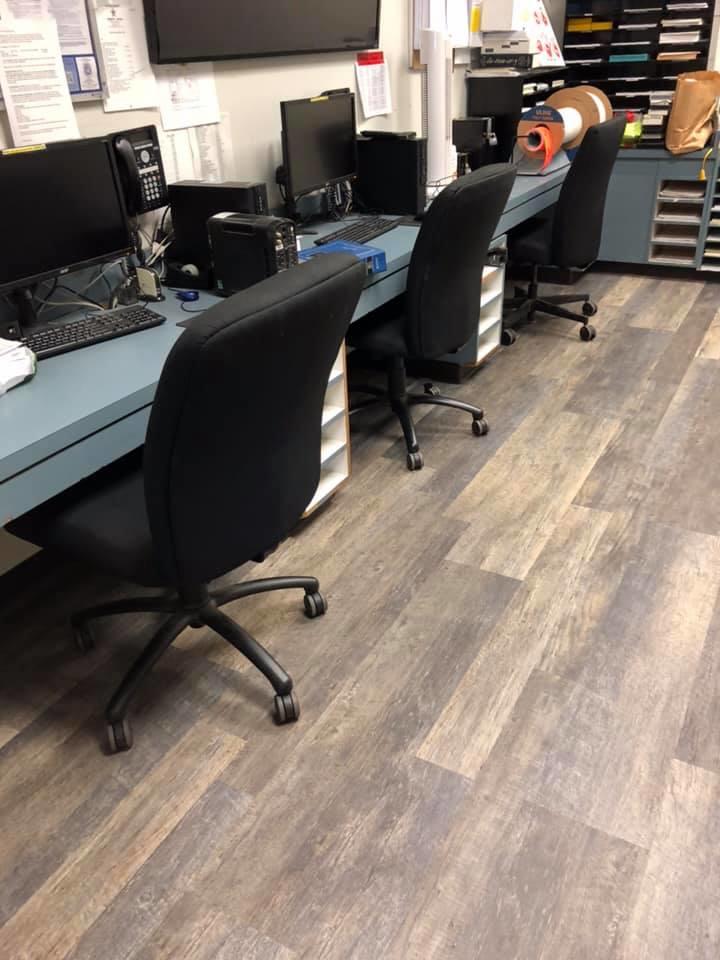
[
  {"xmin": 355, "ymin": 135, "xmax": 427, "ymax": 216},
  {"xmin": 208, "ymin": 213, "xmax": 298, "ymax": 296}
]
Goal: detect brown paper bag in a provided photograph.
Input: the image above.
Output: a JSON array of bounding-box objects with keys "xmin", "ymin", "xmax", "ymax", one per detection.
[{"xmin": 666, "ymin": 71, "xmax": 720, "ymax": 155}]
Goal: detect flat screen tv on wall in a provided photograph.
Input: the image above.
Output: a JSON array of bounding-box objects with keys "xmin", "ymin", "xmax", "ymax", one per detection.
[{"xmin": 143, "ymin": 0, "xmax": 382, "ymax": 64}]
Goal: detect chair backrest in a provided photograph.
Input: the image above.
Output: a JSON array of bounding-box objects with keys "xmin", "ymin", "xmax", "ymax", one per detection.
[
  {"xmin": 551, "ymin": 116, "xmax": 625, "ymax": 268},
  {"xmin": 403, "ymin": 164, "xmax": 517, "ymax": 358},
  {"xmin": 143, "ymin": 253, "xmax": 366, "ymax": 590}
]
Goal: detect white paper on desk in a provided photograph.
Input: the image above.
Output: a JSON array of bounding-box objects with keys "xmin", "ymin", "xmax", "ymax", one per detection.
[
  {"xmin": 0, "ymin": 16, "xmax": 79, "ymax": 145},
  {"xmin": 155, "ymin": 62, "xmax": 220, "ymax": 131},
  {"xmin": 92, "ymin": 0, "xmax": 157, "ymax": 112},
  {"xmin": 355, "ymin": 51, "xmax": 392, "ymax": 119}
]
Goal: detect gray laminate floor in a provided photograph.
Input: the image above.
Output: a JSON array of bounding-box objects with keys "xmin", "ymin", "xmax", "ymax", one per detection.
[{"xmin": 2, "ymin": 269, "xmax": 720, "ymax": 959}]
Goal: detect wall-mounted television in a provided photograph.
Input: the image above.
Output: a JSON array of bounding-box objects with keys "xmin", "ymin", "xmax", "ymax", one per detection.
[{"xmin": 143, "ymin": 0, "xmax": 382, "ymax": 64}]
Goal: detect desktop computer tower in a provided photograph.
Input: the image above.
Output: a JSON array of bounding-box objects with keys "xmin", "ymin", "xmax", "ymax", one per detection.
[
  {"xmin": 167, "ymin": 180, "xmax": 269, "ymax": 287},
  {"xmin": 355, "ymin": 135, "xmax": 427, "ymax": 216},
  {"xmin": 208, "ymin": 213, "xmax": 298, "ymax": 296}
]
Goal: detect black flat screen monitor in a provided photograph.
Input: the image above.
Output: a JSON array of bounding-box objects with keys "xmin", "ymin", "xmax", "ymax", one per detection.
[
  {"xmin": 144, "ymin": 0, "xmax": 381, "ymax": 64},
  {"xmin": 0, "ymin": 138, "xmax": 132, "ymax": 296},
  {"xmin": 281, "ymin": 93, "xmax": 358, "ymax": 201}
]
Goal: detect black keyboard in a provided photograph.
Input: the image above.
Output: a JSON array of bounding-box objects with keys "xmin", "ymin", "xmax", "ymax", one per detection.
[
  {"xmin": 23, "ymin": 305, "xmax": 166, "ymax": 360},
  {"xmin": 314, "ymin": 215, "xmax": 398, "ymax": 247}
]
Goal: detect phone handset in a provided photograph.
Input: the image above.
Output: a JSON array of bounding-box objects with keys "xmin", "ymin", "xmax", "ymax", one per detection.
[{"xmin": 113, "ymin": 135, "xmax": 143, "ymax": 216}]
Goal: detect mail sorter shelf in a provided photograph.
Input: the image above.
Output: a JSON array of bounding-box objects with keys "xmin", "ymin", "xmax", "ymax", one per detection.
[
  {"xmin": 304, "ymin": 343, "xmax": 350, "ymax": 517},
  {"xmin": 649, "ymin": 172, "xmax": 707, "ymax": 266}
]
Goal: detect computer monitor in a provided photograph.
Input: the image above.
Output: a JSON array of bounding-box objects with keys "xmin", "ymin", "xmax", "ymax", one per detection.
[
  {"xmin": 0, "ymin": 138, "xmax": 133, "ymax": 311},
  {"xmin": 280, "ymin": 93, "xmax": 358, "ymax": 203}
]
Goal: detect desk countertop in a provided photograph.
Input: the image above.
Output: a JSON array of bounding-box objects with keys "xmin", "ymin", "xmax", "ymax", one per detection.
[{"xmin": 0, "ymin": 168, "xmax": 566, "ymax": 499}]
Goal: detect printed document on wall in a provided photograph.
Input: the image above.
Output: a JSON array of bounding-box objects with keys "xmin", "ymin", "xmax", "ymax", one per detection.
[
  {"xmin": 92, "ymin": 0, "xmax": 157, "ymax": 111},
  {"xmin": 0, "ymin": 16, "xmax": 79, "ymax": 145},
  {"xmin": 195, "ymin": 114, "xmax": 236, "ymax": 181},
  {"xmin": 49, "ymin": 0, "xmax": 93, "ymax": 56},
  {"xmin": 157, "ymin": 125, "xmax": 200, "ymax": 183},
  {"xmin": 5, "ymin": 1, "xmax": 49, "ymax": 18},
  {"xmin": 355, "ymin": 51, "xmax": 392, "ymax": 118},
  {"xmin": 155, "ymin": 62, "xmax": 220, "ymax": 130}
]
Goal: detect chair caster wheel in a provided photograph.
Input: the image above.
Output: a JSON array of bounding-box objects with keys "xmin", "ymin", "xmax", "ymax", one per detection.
[
  {"xmin": 72, "ymin": 620, "xmax": 94, "ymax": 653},
  {"xmin": 304, "ymin": 591, "xmax": 327, "ymax": 619},
  {"xmin": 107, "ymin": 718, "xmax": 133, "ymax": 754},
  {"xmin": 582, "ymin": 301, "xmax": 597, "ymax": 317},
  {"xmin": 580, "ymin": 323, "xmax": 597, "ymax": 342},
  {"xmin": 472, "ymin": 417, "xmax": 489, "ymax": 437},
  {"xmin": 406, "ymin": 451, "xmax": 424, "ymax": 471},
  {"xmin": 501, "ymin": 328, "xmax": 518, "ymax": 346},
  {"xmin": 274, "ymin": 691, "xmax": 300, "ymax": 725},
  {"xmin": 424, "ymin": 382, "xmax": 441, "ymax": 397}
]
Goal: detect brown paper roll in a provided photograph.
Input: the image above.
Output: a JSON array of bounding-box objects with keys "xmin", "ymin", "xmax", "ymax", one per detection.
[{"xmin": 545, "ymin": 86, "xmax": 612, "ymax": 149}]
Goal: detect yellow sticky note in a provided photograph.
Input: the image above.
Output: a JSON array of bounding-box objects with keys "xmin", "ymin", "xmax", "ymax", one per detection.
[{"xmin": 470, "ymin": 6, "xmax": 481, "ymax": 33}]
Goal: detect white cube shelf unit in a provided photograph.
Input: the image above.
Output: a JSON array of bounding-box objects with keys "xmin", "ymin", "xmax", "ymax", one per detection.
[
  {"xmin": 303, "ymin": 343, "xmax": 351, "ymax": 517},
  {"xmin": 437, "ymin": 237, "xmax": 507, "ymax": 372}
]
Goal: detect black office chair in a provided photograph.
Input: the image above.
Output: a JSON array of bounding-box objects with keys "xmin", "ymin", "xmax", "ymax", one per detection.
[
  {"xmin": 503, "ymin": 116, "xmax": 625, "ymax": 342},
  {"xmin": 7, "ymin": 253, "xmax": 366, "ymax": 752},
  {"xmin": 347, "ymin": 164, "xmax": 516, "ymax": 471}
]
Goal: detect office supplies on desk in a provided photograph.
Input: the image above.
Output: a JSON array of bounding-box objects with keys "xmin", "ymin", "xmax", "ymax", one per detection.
[
  {"xmin": 21, "ymin": 306, "xmax": 166, "ymax": 360},
  {"xmin": 514, "ymin": 86, "xmax": 613, "ymax": 175},
  {"xmin": 0, "ymin": 137, "xmax": 133, "ymax": 330},
  {"xmin": 299, "ymin": 240, "xmax": 387, "ymax": 275},
  {"xmin": 7, "ymin": 254, "xmax": 366, "ymax": 753},
  {"xmin": 208, "ymin": 213, "xmax": 298, "ymax": 295},
  {"xmin": 314, "ymin": 216, "xmax": 398, "ymax": 247}
]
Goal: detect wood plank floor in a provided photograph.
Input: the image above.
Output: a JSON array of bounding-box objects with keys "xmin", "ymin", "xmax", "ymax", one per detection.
[{"xmin": 2, "ymin": 269, "xmax": 720, "ymax": 959}]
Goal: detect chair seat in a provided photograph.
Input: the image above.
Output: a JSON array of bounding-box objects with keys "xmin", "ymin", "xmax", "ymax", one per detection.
[
  {"xmin": 7, "ymin": 450, "xmax": 164, "ymax": 587},
  {"xmin": 508, "ymin": 216, "xmax": 554, "ymax": 266},
  {"xmin": 347, "ymin": 306, "xmax": 409, "ymax": 358}
]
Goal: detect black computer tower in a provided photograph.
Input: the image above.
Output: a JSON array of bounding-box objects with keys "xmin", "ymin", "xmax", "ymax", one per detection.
[
  {"xmin": 355, "ymin": 135, "xmax": 427, "ymax": 216},
  {"xmin": 208, "ymin": 213, "xmax": 298, "ymax": 296},
  {"xmin": 168, "ymin": 181, "xmax": 269, "ymax": 284}
]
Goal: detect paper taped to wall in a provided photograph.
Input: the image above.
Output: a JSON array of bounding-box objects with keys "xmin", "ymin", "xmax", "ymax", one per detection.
[
  {"xmin": 355, "ymin": 51, "xmax": 392, "ymax": 118},
  {"xmin": 0, "ymin": 15, "xmax": 79, "ymax": 145},
  {"xmin": 158, "ymin": 114, "xmax": 236, "ymax": 184},
  {"xmin": 49, "ymin": 0, "xmax": 93, "ymax": 56},
  {"xmin": 92, "ymin": 0, "xmax": 157, "ymax": 112},
  {"xmin": 155, "ymin": 62, "xmax": 220, "ymax": 130}
]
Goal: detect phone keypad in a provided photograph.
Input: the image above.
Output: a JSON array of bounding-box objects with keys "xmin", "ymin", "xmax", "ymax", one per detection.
[{"xmin": 140, "ymin": 170, "xmax": 166, "ymax": 212}]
